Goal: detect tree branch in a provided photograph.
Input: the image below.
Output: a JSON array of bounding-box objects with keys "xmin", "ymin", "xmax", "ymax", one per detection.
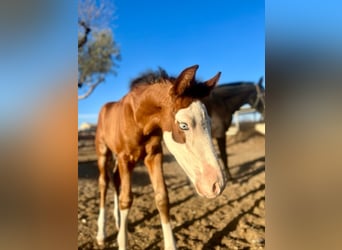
[
  {"xmin": 78, "ymin": 77, "xmax": 104, "ymax": 100},
  {"xmin": 78, "ymin": 20, "xmax": 91, "ymax": 49}
]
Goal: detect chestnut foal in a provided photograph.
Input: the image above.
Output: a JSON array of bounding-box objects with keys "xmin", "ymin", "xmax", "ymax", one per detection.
[{"xmin": 95, "ymin": 65, "xmax": 227, "ymax": 249}]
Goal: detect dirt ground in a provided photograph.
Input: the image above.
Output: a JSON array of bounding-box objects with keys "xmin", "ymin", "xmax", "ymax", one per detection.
[{"xmin": 78, "ymin": 126, "xmax": 265, "ymax": 250}]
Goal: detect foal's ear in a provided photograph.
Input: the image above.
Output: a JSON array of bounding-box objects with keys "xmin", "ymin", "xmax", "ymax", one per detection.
[
  {"xmin": 189, "ymin": 72, "xmax": 221, "ymax": 99},
  {"xmin": 173, "ymin": 65, "xmax": 199, "ymax": 96},
  {"xmin": 204, "ymin": 72, "xmax": 221, "ymax": 90}
]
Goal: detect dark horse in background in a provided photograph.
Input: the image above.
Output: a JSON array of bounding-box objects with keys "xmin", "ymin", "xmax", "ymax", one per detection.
[{"xmin": 202, "ymin": 77, "xmax": 265, "ymax": 180}]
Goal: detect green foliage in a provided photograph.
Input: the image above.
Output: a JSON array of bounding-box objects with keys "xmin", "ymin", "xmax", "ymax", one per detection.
[
  {"xmin": 78, "ymin": 0, "xmax": 120, "ymax": 99},
  {"xmin": 78, "ymin": 30, "xmax": 120, "ymax": 85}
]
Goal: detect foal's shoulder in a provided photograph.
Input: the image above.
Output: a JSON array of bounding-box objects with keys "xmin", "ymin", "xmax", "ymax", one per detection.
[{"xmin": 98, "ymin": 101, "xmax": 119, "ymax": 117}]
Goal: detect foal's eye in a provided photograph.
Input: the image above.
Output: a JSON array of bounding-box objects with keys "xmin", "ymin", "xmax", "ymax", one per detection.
[{"xmin": 178, "ymin": 122, "xmax": 189, "ymax": 130}]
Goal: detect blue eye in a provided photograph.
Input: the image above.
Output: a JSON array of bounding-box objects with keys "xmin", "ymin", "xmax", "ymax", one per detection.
[{"xmin": 178, "ymin": 122, "xmax": 189, "ymax": 130}]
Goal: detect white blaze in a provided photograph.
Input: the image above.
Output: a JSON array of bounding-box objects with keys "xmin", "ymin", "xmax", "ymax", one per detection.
[{"xmin": 163, "ymin": 101, "xmax": 224, "ymax": 197}]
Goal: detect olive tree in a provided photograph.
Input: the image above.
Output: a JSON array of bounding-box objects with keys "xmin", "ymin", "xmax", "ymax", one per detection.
[{"xmin": 78, "ymin": 0, "xmax": 120, "ymax": 99}]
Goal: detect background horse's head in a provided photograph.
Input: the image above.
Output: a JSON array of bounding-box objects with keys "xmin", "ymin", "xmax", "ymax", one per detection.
[
  {"xmin": 162, "ymin": 65, "xmax": 227, "ymax": 198},
  {"xmin": 248, "ymin": 77, "xmax": 265, "ymax": 118}
]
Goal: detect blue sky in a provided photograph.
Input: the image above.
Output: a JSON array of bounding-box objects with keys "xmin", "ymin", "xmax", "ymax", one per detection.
[{"xmin": 78, "ymin": 0, "xmax": 265, "ymax": 127}]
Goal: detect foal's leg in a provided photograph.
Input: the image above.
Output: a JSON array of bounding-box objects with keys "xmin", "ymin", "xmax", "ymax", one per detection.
[
  {"xmin": 116, "ymin": 155, "xmax": 134, "ymax": 250},
  {"xmin": 145, "ymin": 140, "xmax": 176, "ymax": 250},
  {"xmin": 111, "ymin": 159, "xmax": 121, "ymax": 230},
  {"xmin": 96, "ymin": 145, "xmax": 110, "ymax": 246},
  {"xmin": 216, "ymin": 137, "xmax": 233, "ymax": 180}
]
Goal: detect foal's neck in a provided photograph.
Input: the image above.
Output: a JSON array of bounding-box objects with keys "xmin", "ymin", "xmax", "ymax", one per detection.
[{"xmin": 131, "ymin": 84, "xmax": 172, "ymax": 136}]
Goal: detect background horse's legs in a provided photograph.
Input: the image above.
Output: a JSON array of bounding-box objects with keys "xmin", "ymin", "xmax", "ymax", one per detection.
[
  {"xmin": 210, "ymin": 115, "xmax": 233, "ymax": 181},
  {"xmin": 216, "ymin": 137, "xmax": 233, "ymax": 180},
  {"xmin": 145, "ymin": 139, "xmax": 177, "ymax": 250},
  {"xmin": 117, "ymin": 156, "xmax": 134, "ymax": 250},
  {"xmin": 96, "ymin": 146, "xmax": 110, "ymax": 246}
]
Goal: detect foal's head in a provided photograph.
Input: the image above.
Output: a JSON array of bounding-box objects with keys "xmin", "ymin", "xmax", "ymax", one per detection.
[{"xmin": 161, "ymin": 65, "xmax": 227, "ymax": 198}]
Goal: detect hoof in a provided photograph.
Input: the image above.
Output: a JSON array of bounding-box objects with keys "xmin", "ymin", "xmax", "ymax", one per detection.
[{"xmin": 96, "ymin": 237, "xmax": 105, "ymax": 246}]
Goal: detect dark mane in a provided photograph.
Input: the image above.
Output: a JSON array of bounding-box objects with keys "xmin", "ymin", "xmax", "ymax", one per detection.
[
  {"xmin": 130, "ymin": 67, "xmax": 213, "ymax": 99},
  {"xmin": 216, "ymin": 81, "xmax": 254, "ymax": 88},
  {"xmin": 212, "ymin": 81, "xmax": 255, "ymax": 98},
  {"xmin": 182, "ymin": 79, "xmax": 215, "ymax": 99},
  {"xmin": 129, "ymin": 67, "xmax": 173, "ymax": 89}
]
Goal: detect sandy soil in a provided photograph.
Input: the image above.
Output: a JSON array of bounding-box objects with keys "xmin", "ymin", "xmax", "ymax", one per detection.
[{"xmin": 78, "ymin": 127, "xmax": 265, "ymax": 250}]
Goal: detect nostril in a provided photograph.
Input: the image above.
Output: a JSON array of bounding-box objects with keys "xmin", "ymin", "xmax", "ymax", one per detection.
[{"xmin": 212, "ymin": 182, "xmax": 221, "ymax": 195}]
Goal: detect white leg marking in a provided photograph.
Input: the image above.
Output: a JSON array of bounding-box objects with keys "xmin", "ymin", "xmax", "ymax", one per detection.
[
  {"xmin": 96, "ymin": 207, "xmax": 106, "ymax": 245},
  {"xmin": 113, "ymin": 192, "xmax": 120, "ymax": 230},
  {"xmin": 161, "ymin": 222, "xmax": 177, "ymax": 250},
  {"xmin": 117, "ymin": 209, "xmax": 129, "ymax": 250}
]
